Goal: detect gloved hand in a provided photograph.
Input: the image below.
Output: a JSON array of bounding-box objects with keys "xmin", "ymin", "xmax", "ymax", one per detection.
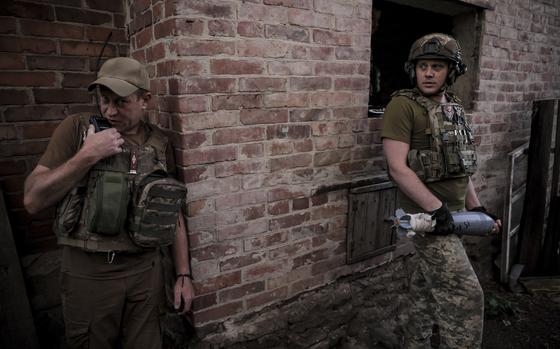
[
  {"xmin": 469, "ymin": 206, "xmax": 498, "ymax": 221},
  {"xmin": 431, "ymin": 203, "xmax": 454, "ymax": 235}
]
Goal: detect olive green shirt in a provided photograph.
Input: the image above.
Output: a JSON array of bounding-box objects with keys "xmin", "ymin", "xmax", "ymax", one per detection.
[{"xmin": 381, "ymin": 94, "xmax": 469, "ymax": 212}]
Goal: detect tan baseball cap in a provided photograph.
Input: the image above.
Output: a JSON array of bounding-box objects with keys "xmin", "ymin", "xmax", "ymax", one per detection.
[{"xmin": 88, "ymin": 57, "xmax": 149, "ymax": 97}]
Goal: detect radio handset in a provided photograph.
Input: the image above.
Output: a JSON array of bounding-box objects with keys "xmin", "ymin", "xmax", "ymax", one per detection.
[{"xmin": 90, "ymin": 31, "xmax": 113, "ymax": 133}]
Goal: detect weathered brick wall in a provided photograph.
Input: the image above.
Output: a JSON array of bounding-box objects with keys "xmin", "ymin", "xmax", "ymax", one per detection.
[
  {"xmin": 126, "ymin": 0, "xmax": 390, "ymax": 333},
  {"xmin": 464, "ymin": 0, "xmax": 560, "ymax": 280},
  {"xmin": 0, "ymin": 0, "xmax": 128, "ymax": 253}
]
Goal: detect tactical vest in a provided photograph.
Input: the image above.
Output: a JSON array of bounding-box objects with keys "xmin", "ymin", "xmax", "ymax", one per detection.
[
  {"xmin": 53, "ymin": 114, "xmax": 186, "ymax": 253},
  {"xmin": 392, "ymin": 89, "xmax": 477, "ymax": 182}
]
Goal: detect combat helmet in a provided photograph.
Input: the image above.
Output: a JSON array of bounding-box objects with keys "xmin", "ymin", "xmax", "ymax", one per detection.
[{"xmin": 404, "ymin": 33, "xmax": 467, "ymax": 86}]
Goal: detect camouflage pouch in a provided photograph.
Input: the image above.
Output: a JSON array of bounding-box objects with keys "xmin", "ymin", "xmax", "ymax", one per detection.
[
  {"xmin": 53, "ymin": 186, "xmax": 86, "ymax": 238},
  {"xmin": 128, "ymin": 170, "xmax": 186, "ymax": 248},
  {"xmin": 86, "ymin": 171, "xmax": 130, "ymax": 236}
]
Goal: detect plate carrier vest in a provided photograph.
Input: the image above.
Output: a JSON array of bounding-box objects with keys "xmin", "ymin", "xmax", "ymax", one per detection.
[
  {"xmin": 392, "ymin": 89, "xmax": 477, "ymax": 182},
  {"xmin": 53, "ymin": 114, "xmax": 186, "ymax": 253}
]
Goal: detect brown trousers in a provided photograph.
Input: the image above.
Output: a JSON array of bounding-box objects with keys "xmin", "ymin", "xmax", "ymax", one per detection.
[{"xmin": 60, "ymin": 260, "xmax": 163, "ymax": 349}]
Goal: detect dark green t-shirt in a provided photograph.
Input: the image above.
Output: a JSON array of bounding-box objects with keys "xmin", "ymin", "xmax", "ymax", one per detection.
[{"xmin": 381, "ymin": 95, "xmax": 469, "ymax": 212}]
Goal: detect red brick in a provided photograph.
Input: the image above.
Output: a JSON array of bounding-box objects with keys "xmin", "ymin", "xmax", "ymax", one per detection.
[
  {"xmin": 135, "ymin": 27, "xmax": 153, "ymax": 48},
  {"xmin": 0, "ymin": 72, "xmax": 56, "ymax": 87},
  {"xmin": 335, "ymin": 47, "xmax": 369, "ymax": 60},
  {"xmin": 19, "ymin": 122, "xmax": 60, "ymax": 139},
  {"xmin": 1, "ymin": 175, "xmax": 26, "ymax": 193},
  {"xmin": 216, "ymin": 191, "xmax": 267, "ymax": 210},
  {"xmin": 314, "ymin": 0, "xmax": 353, "ymax": 16},
  {"xmin": 4, "ymin": 105, "xmax": 66, "ymax": 122},
  {"xmin": 2, "ymin": 2, "xmax": 54, "ymax": 21},
  {"xmin": 243, "ymin": 204, "xmax": 266, "ymax": 221},
  {"xmin": 290, "ymin": 108, "xmax": 330, "ymax": 122},
  {"xmin": 220, "ymin": 251, "xmax": 266, "ymax": 272},
  {"xmin": 270, "ymin": 239, "xmax": 312, "ymax": 260},
  {"xmin": 212, "ymin": 94, "xmax": 262, "ymax": 111},
  {"xmin": 213, "ymin": 127, "xmax": 265, "ymax": 145},
  {"xmin": 0, "ymin": 90, "xmax": 31, "ymax": 105},
  {"xmin": 263, "ymin": 92, "xmax": 308, "ymax": 108},
  {"xmin": 292, "ymin": 197, "xmax": 309, "ymax": 210},
  {"xmin": 333, "ymin": 106, "xmax": 368, "ymax": 119},
  {"xmin": 0, "ymin": 125, "xmax": 17, "ymax": 141},
  {"xmin": 265, "ymin": 24, "xmax": 309, "ymax": 42},
  {"xmin": 85, "ymin": 27, "xmax": 127, "ymax": 43},
  {"xmin": 61, "ymin": 41, "xmax": 116, "ymax": 57},
  {"xmin": 129, "ymin": 10, "xmax": 153, "ymax": 35},
  {"xmin": 269, "ymin": 153, "xmax": 311, "ymax": 171},
  {"xmin": 192, "ymin": 293, "xmax": 217, "ymax": 311},
  {"xmin": 267, "ymin": 61, "xmax": 313, "ymax": 75},
  {"xmin": 172, "ymin": 39, "xmax": 235, "ymax": 56},
  {"xmin": 174, "ymin": 110, "xmax": 238, "ymax": 131},
  {"xmin": 290, "ymin": 45, "xmax": 308, "ymax": 59},
  {"xmin": 217, "ymin": 220, "xmax": 268, "ymax": 241},
  {"xmin": 244, "ymin": 260, "xmax": 286, "ymax": 281},
  {"xmin": 210, "ymin": 59, "xmax": 264, "ymax": 75},
  {"xmin": 27, "ymin": 56, "xmax": 87, "ymax": 71},
  {"xmin": 55, "ymin": 7, "xmax": 113, "ymax": 25},
  {"xmin": 0, "ymin": 17, "xmax": 17, "ymax": 34},
  {"xmin": 288, "ymin": 8, "xmax": 333, "ymax": 28},
  {"xmin": 0, "ymin": 53, "xmax": 25, "ymax": 70},
  {"xmin": 268, "ymin": 187, "xmax": 306, "ymax": 202},
  {"xmin": 170, "ymin": 78, "xmax": 236, "ymax": 95},
  {"xmin": 237, "ymin": 40, "xmax": 290, "ymax": 58},
  {"xmin": 240, "ymin": 143, "xmax": 264, "ymax": 159},
  {"xmin": 218, "ymin": 281, "xmax": 265, "ymax": 303},
  {"xmin": 240, "ymin": 109, "xmax": 288, "ymax": 125},
  {"xmin": 339, "ymin": 160, "xmax": 367, "ymax": 175},
  {"xmin": 290, "ymin": 77, "xmax": 331, "ymax": 90},
  {"xmin": 266, "ymin": 124, "xmax": 311, "ymax": 139},
  {"xmin": 269, "ymin": 140, "xmax": 293, "ymax": 155},
  {"xmin": 239, "ymin": 77, "xmax": 286, "ymax": 92},
  {"xmin": 193, "ymin": 301, "xmax": 243, "ymax": 324},
  {"xmin": 311, "ymin": 193, "xmax": 328, "ymax": 206},
  {"xmin": 314, "ymin": 149, "xmax": 350, "ymax": 166},
  {"xmin": 268, "ymin": 200, "xmax": 289, "ymax": 215},
  {"xmin": 34, "ymin": 88, "xmax": 91, "ymax": 104},
  {"xmin": 193, "ymin": 270, "xmax": 242, "ymax": 295},
  {"xmin": 0, "ymin": 36, "xmax": 57, "ymax": 54},
  {"xmin": 86, "ymin": 0, "xmax": 123, "ymax": 12},
  {"xmin": 62, "ymin": 73, "xmax": 95, "ymax": 88},
  {"xmin": 21, "ymin": 20, "xmax": 82, "ymax": 40},
  {"xmin": 154, "ymin": 18, "xmax": 205, "ymax": 39},
  {"xmin": 237, "ymin": 21, "xmax": 264, "ymax": 37},
  {"xmin": 309, "ymin": 46, "xmax": 334, "ymax": 60},
  {"xmin": 179, "ymin": 166, "xmax": 211, "ymax": 184},
  {"xmin": 334, "ymin": 77, "xmax": 369, "ymax": 90},
  {"xmin": 312, "ymin": 29, "xmax": 352, "ymax": 46},
  {"xmin": 191, "ymin": 241, "xmax": 240, "ymax": 262},
  {"xmin": 316, "ymin": 62, "xmax": 354, "ymax": 75},
  {"xmin": 264, "ymin": 0, "xmax": 311, "ymax": 8},
  {"xmin": 246, "ymin": 286, "xmax": 288, "ymax": 309},
  {"xmin": 159, "ymin": 95, "xmax": 207, "ymax": 113},
  {"xmin": 208, "ymin": 20, "xmax": 236, "ymax": 37},
  {"xmin": 146, "ymin": 42, "xmax": 165, "ymax": 62},
  {"xmin": 176, "ymin": 145, "xmax": 237, "ymax": 166},
  {"xmin": 152, "ymin": 1, "xmax": 164, "ymax": 22},
  {"xmin": 238, "ymin": 2, "xmax": 288, "ymax": 23},
  {"xmin": 310, "ymin": 91, "xmax": 352, "ymax": 107},
  {"xmin": 0, "ymin": 141, "xmax": 48, "ymax": 157},
  {"xmin": 174, "ymin": 1, "xmax": 235, "ymax": 18},
  {"xmin": 157, "ymin": 59, "xmax": 204, "ymax": 77},
  {"xmin": 244, "ymin": 231, "xmax": 288, "ymax": 251}
]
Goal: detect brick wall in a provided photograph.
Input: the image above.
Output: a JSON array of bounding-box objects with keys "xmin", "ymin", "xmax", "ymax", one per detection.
[
  {"xmin": 0, "ymin": 0, "xmax": 128, "ymax": 253},
  {"xmin": 126, "ymin": 0, "xmax": 387, "ymax": 328}
]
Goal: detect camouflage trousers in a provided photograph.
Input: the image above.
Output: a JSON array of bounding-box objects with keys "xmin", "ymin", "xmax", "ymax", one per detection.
[{"xmin": 403, "ymin": 233, "xmax": 484, "ymax": 349}]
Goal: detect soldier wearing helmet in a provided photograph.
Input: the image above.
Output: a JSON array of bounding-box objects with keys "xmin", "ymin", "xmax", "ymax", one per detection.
[{"xmin": 381, "ymin": 33, "xmax": 501, "ymax": 348}]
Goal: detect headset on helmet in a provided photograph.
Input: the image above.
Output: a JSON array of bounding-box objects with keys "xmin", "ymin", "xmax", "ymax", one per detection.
[{"xmin": 404, "ymin": 33, "xmax": 467, "ymax": 86}]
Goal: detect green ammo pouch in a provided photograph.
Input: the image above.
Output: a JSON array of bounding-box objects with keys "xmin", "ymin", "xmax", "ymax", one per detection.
[
  {"xmin": 87, "ymin": 171, "xmax": 129, "ymax": 236},
  {"xmin": 53, "ymin": 186, "xmax": 86, "ymax": 238},
  {"xmin": 128, "ymin": 170, "xmax": 187, "ymax": 248}
]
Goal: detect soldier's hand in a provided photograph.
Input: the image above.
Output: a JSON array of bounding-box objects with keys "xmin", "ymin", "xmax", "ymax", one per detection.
[
  {"xmin": 81, "ymin": 124, "xmax": 124, "ymax": 162},
  {"xmin": 469, "ymin": 206, "xmax": 502, "ymax": 233},
  {"xmin": 431, "ymin": 203, "xmax": 454, "ymax": 235}
]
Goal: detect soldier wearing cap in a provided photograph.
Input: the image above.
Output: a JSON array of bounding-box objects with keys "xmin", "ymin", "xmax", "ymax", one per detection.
[
  {"xmin": 381, "ymin": 33, "xmax": 500, "ymax": 348},
  {"xmin": 24, "ymin": 57, "xmax": 194, "ymax": 349}
]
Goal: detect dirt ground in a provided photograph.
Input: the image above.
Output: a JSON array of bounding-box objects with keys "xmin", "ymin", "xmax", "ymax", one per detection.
[{"xmin": 482, "ymin": 279, "xmax": 560, "ymax": 349}]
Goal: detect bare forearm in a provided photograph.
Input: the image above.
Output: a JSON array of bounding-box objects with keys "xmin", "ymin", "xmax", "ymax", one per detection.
[
  {"xmin": 465, "ymin": 177, "xmax": 481, "ymax": 210},
  {"xmin": 390, "ymin": 166, "xmax": 441, "ymax": 212},
  {"xmin": 173, "ymin": 213, "xmax": 190, "ymax": 275},
  {"xmin": 24, "ymin": 152, "xmax": 96, "ymax": 214}
]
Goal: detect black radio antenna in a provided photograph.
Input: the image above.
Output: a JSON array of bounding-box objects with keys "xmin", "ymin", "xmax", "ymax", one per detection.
[{"xmin": 94, "ymin": 31, "xmax": 113, "ymax": 117}]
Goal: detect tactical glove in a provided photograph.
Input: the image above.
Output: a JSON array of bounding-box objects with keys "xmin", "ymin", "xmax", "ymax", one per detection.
[
  {"xmin": 469, "ymin": 206, "xmax": 498, "ymax": 221},
  {"xmin": 431, "ymin": 203, "xmax": 454, "ymax": 235}
]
